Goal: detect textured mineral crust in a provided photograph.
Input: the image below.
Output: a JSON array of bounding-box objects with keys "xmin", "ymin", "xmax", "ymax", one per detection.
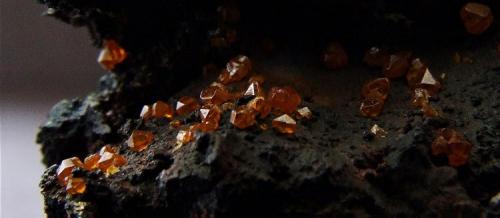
[{"xmin": 37, "ymin": 0, "xmax": 500, "ymax": 217}]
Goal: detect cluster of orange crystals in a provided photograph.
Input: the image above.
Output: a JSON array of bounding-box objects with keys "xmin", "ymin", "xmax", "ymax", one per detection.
[
  {"xmin": 431, "ymin": 128, "xmax": 473, "ymax": 167},
  {"xmin": 360, "ymin": 48, "xmax": 442, "ymax": 118},
  {"xmin": 56, "ymin": 145, "xmax": 127, "ymax": 195},
  {"xmin": 138, "ymin": 55, "xmax": 311, "ymax": 147}
]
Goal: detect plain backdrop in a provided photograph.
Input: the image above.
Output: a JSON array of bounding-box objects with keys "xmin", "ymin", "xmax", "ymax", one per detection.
[{"xmin": 1, "ymin": 0, "xmax": 105, "ymax": 217}]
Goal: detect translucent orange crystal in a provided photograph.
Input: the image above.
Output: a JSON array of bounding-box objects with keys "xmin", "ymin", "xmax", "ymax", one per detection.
[
  {"xmin": 268, "ymin": 86, "xmax": 301, "ymax": 114},
  {"xmin": 230, "ymin": 106, "xmax": 256, "ymax": 129},
  {"xmin": 127, "ymin": 130, "xmax": 154, "ymax": 152},
  {"xmin": 152, "ymin": 101, "xmax": 174, "ymax": 119},
  {"xmin": 198, "ymin": 104, "xmax": 222, "ymax": 132},
  {"xmin": 97, "ymin": 39, "xmax": 127, "ymax": 71},
  {"xmin": 200, "ymin": 83, "xmax": 231, "ymax": 105},
  {"xmin": 416, "ymin": 69, "xmax": 441, "ymax": 96},
  {"xmin": 176, "ymin": 96, "xmax": 200, "ymax": 116},
  {"xmin": 83, "ymin": 154, "xmax": 101, "ymax": 171},
  {"xmin": 243, "ymin": 81, "xmax": 264, "ymax": 97},
  {"xmin": 360, "ymin": 97, "xmax": 385, "ymax": 118},
  {"xmin": 140, "ymin": 105, "xmax": 152, "ymax": 119},
  {"xmin": 323, "ymin": 42, "xmax": 348, "ymax": 70},
  {"xmin": 383, "ymin": 53, "xmax": 410, "ymax": 79},
  {"xmin": 361, "ymin": 78, "xmax": 390, "ymax": 100},
  {"xmin": 176, "ymin": 128, "xmax": 196, "ymax": 145},
  {"xmin": 460, "ymin": 3, "xmax": 493, "ymax": 35},
  {"xmin": 66, "ymin": 177, "xmax": 86, "ymax": 195},
  {"xmin": 247, "ymin": 96, "xmax": 271, "ymax": 119},
  {"xmin": 218, "ymin": 55, "xmax": 252, "ymax": 84},
  {"xmin": 431, "ymin": 128, "xmax": 473, "ymax": 167},
  {"xmin": 57, "ymin": 157, "xmax": 83, "ymax": 185},
  {"xmin": 99, "ymin": 145, "xmax": 118, "ymax": 155},
  {"xmin": 296, "ymin": 107, "xmax": 312, "ymax": 119},
  {"xmin": 272, "ymin": 114, "xmax": 297, "ymax": 134},
  {"xmin": 363, "ymin": 47, "xmax": 389, "ymax": 67}
]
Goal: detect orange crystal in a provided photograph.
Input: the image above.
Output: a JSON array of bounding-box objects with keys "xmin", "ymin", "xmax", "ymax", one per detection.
[
  {"xmin": 383, "ymin": 53, "xmax": 410, "ymax": 79},
  {"xmin": 411, "ymin": 88, "xmax": 430, "ymax": 108},
  {"xmin": 99, "ymin": 145, "xmax": 118, "ymax": 155},
  {"xmin": 200, "ymin": 83, "xmax": 231, "ymax": 105},
  {"xmin": 83, "ymin": 154, "xmax": 101, "ymax": 171},
  {"xmin": 431, "ymin": 128, "xmax": 473, "ymax": 167},
  {"xmin": 268, "ymin": 86, "xmax": 301, "ymax": 114},
  {"xmin": 66, "ymin": 177, "xmax": 86, "ymax": 195},
  {"xmin": 176, "ymin": 96, "xmax": 200, "ymax": 116},
  {"xmin": 363, "ymin": 47, "xmax": 389, "ymax": 67},
  {"xmin": 361, "ymin": 78, "xmax": 390, "ymax": 100},
  {"xmin": 243, "ymin": 81, "xmax": 264, "ymax": 97},
  {"xmin": 57, "ymin": 157, "xmax": 83, "ymax": 185},
  {"xmin": 218, "ymin": 55, "xmax": 252, "ymax": 84},
  {"xmin": 406, "ymin": 58, "xmax": 427, "ymax": 88},
  {"xmin": 230, "ymin": 106, "xmax": 256, "ymax": 129},
  {"xmin": 140, "ymin": 105, "xmax": 152, "ymax": 119},
  {"xmin": 127, "ymin": 130, "xmax": 154, "ymax": 152},
  {"xmin": 198, "ymin": 104, "xmax": 222, "ymax": 132},
  {"xmin": 152, "ymin": 101, "xmax": 174, "ymax": 119},
  {"xmin": 272, "ymin": 114, "xmax": 297, "ymax": 134},
  {"xmin": 460, "ymin": 3, "xmax": 494, "ymax": 35},
  {"xmin": 97, "ymin": 39, "xmax": 127, "ymax": 71},
  {"xmin": 247, "ymin": 96, "xmax": 271, "ymax": 119},
  {"xmin": 360, "ymin": 97, "xmax": 385, "ymax": 118},
  {"xmin": 323, "ymin": 42, "xmax": 348, "ymax": 70},
  {"xmin": 176, "ymin": 129, "xmax": 196, "ymax": 145},
  {"xmin": 296, "ymin": 107, "xmax": 312, "ymax": 119}
]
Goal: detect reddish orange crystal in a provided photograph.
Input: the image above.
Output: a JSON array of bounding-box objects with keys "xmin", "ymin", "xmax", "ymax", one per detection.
[
  {"xmin": 296, "ymin": 107, "xmax": 312, "ymax": 120},
  {"xmin": 200, "ymin": 83, "xmax": 231, "ymax": 105},
  {"xmin": 406, "ymin": 58, "xmax": 427, "ymax": 88},
  {"xmin": 127, "ymin": 130, "xmax": 154, "ymax": 152},
  {"xmin": 97, "ymin": 40, "xmax": 127, "ymax": 71},
  {"xmin": 431, "ymin": 128, "xmax": 473, "ymax": 167},
  {"xmin": 361, "ymin": 78, "xmax": 390, "ymax": 100},
  {"xmin": 272, "ymin": 114, "xmax": 297, "ymax": 134},
  {"xmin": 66, "ymin": 177, "xmax": 86, "ymax": 195},
  {"xmin": 176, "ymin": 96, "xmax": 200, "ymax": 116},
  {"xmin": 57, "ymin": 157, "xmax": 83, "ymax": 185},
  {"xmin": 176, "ymin": 128, "xmax": 196, "ymax": 145},
  {"xmin": 460, "ymin": 3, "xmax": 493, "ymax": 35},
  {"xmin": 360, "ymin": 97, "xmax": 385, "ymax": 118},
  {"xmin": 152, "ymin": 101, "xmax": 174, "ymax": 119},
  {"xmin": 247, "ymin": 96, "xmax": 271, "ymax": 119},
  {"xmin": 83, "ymin": 154, "xmax": 101, "ymax": 171},
  {"xmin": 218, "ymin": 55, "xmax": 252, "ymax": 84},
  {"xmin": 243, "ymin": 81, "xmax": 264, "ymax": 97},
  {"xmin": 416, "ymin": 69, "xmax": 441, "ymax": 96},
  {"xmin": 198, "ymin": 104, "xmax": 222, "ymax": 132},
  {"xmin": 363, "ymin": 47, "xmax": 389, "ymax": 67},
  {"xmin": 268, "ymin": 86, "xmax": 301, "ymax": 114},
  {"xmin": 383, "ymin": 53, "xmax": 410, "ymax": 79},
  {"xmin": 323, "ymin": 42, "xmax": 348, "ymax": 70},
  {"xmin": 230, "ymin": 106, "xmax": 256, "ymax": 129},
  {"xmin": 140, "ymin": 105, "xmax": 152, "ymax": 119}
]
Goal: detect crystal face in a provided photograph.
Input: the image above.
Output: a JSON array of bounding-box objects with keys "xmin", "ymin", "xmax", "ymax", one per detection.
[
  {"xmin": 230, "ymin": 107, "xmax": 256, "ymax": 129},
  {"xmin": 218, "ymin": 55, "xmax": 252, "ymax": 84},
  {"xmin": 176, "ymin": 96, "xmax": 200, "ymax": 116},
  {"xmin": 361, "ymin": 78, "xmax": 390, "ymax": 100},
  {"xmin": 272, "ymin": 114, "xmax": 297, "ymax": 134},
  {"xmin": 247, "ymin": 96, "xmax": 271, "ymax": 119},
  {"xmin": 431, "ymin": 128, "xmax": 473, "ymax": 167},
  {"xmin": 460, "ymin": 2, "xmax": 494, "ymax": 35},
  {"xmin": 323, "ymin": 42, "xmax": 348, "ymax": 70},
  {"xmin": 57, "ymin": 157, "xmax": 83, "ymax": 185},
  {"xmin": 97, "ymin": 39, "xmax": 127, "ymax": 70},
  {"xmin": 416, "ymin": 69, "xmax": 441, "ymax": 96},
  {"xmin": 152, "ymin": 101, "xmax": 175, "ymax": 119},
  {"xmin": 296, "ymin": 107, "xmax": 312, "ymax": 120},
  {"xmin": 200, "ymin": 83, "xmax": 231, "ymax": 105},
  {"xmin": 127, "ymin": 130, "xmax": 154, "ymax": 152}
]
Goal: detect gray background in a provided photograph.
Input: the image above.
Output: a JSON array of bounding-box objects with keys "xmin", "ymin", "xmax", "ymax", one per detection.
[{"xmin": 1, "ymin": 0, "xmax": 104, "ymax": 217}]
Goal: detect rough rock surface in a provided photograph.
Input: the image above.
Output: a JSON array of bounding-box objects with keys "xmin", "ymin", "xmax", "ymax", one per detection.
[{"xmin": 37, "ymin": 0, "xmax": 500, "ymax": 217}]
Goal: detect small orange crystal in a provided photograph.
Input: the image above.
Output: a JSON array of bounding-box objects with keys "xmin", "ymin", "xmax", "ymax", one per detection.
[
  {"xmin": 176, "ymin": 129, "xmax": 196, "ymax": 145},
  {"xmin": 140, "ymin": 105, "xmax": 152, "ymax": 119},
  {"xmin": 431, "ymin": 128, "xmax": 473, "ymax": 167},
  {"xmin": 296, "ymin": 107, "xmax": 312, "ymax": 120},
  {"xmin": 200, "ymin": 83, "xmax": 231, "ymax": 105},
  {"xmin": 83, "ymin": 154, "xmax": 101, "ymax": 171},
  {"xmin": 416, "ymin": 69, "xmax": 441, "ymax": 96},
  {"xmin": 218, "ymin": 55, "xmax": 252, "ymax": 84},
  {"xmin": 247, "ymin": 96, "xmax": 271, "ymax": 119},
  {"xmin": 152, "ymin": 101, "xmax": 174, "ymax": 119},
  {"xmin": 268, "ymin": 86, "xmax": 301, "ymax": 114},
  {"xmin": 176, "ymin": 96, "xmax": 200, "ymax": 116},
  {"xmin": 411, "ymin": 88, "xmax": 430, "ymax": 108},
  {"xmin": 460, "ymin": 3, "xmax": 494, "ymax": 35},
  {"xmin": 97, "ymin": 39, "xmax": 127, "ymax": 71},
  {"xmin": 198, "ymin": 104, "xmax": 222, "ymax": 132},
  {"xmin": 383, "ymin": 53, "xmax": 410, "ymax": 79},
  {"xmin": 363, "ymin": 47, "xmax": 389, "ymax": 67},
  {"xmin": 243, "ymin": 81, "xmax": 264, "ymax": 97},
  {"xmin": 66, "ymin": 177, "xmax": 86, "ymax": 195},
  {"xmin": 360, "ymin": 97, "xmax": 385, "ymax": 118},
  {"xmin": 361, "ymin": 78, "xmax": 390, "ymax": 100},
  {"xmin": 323, "ymin": 42, "xmax": 348, "ymax": 70},
  {"xmin": 272, "ymin": 114, "xmax": 297, "ymax": 134},
  {"xmin": 230, "ymin": 107, "xmax": 256, "ymax": 129},
  {"xmin": 127, "ymin": 130, "xmax": 154, "ymax": 152},
  {"xmin": 99, "ymin": 145, "xmax": 118, "ymax": 155},
  {"xmin": 57, "ymin": 157, "xmax": 83, "ymax": 185}
]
